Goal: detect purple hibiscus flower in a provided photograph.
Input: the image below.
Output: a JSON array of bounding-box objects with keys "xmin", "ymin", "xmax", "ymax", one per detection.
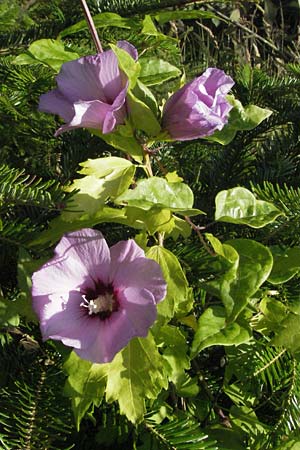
[
  {"xmin": 31, "ymin": 228, "xmax": 166, "ymax": 363},
  {"xmin": 162, "ymin": 68, "xmax": 234, "ymax": 141},
  {"xmin": 39, "ymin": 41, "xmax": 138, "ymax": 136}
]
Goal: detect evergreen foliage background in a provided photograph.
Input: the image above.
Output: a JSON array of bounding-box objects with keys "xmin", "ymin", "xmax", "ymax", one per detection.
[{"xmin": 1, "ymin": 1, "xmax": 300, "ymax": 449}]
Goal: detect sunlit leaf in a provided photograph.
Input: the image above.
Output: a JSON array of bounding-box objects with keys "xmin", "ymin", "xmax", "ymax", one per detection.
[
  {"xmin": 205, "ymin": 235, "xmax": 273, "ymax": 321},
  {"xmin": 146, "ymin": 246, "xmax": 192, "ymax": 320},
  {"xmin": 215, "ymin": 187, "xmax": 283, "ymax": 228},
  {"xmin": 60, "ymin": 12, "xmax": 138, "ymax": 38},
  {"xmin": 208, "ymin": 96, "xmax": 272, "ymax": 145},
  {"xmin": 14, "ymin": 39, "xmax": 79, "ymax": 71},
  {"xmin": 191, "ymin": 305, "xmax": 252, "ymax": 356},
  {"xmin": 105, "ymin": 334, "xmax": 167, "ymax": 423},
  {"xmin": 115, "ymin": 177, "xmax": 204, "ymax": 216},
  {"xmin": 269, "ymin": 247, "xmax": 300, "ymax": 284},
  {"xmin": 63, "ymin": 352, "xmax": 108, "ymax": 429},
  {"xmin": 139, "ymin": 57, "xmax": 181, "ymax": 86}
]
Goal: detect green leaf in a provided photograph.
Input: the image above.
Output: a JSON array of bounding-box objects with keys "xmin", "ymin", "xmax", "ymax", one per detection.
[
  {"xmin": 63, "ymin": 352, "xmax": 108, "ymax": 429},
  {"xmin": 141, "ymin": 15, "xmax": 161, "ymax": 36},
  {"xmin": 78, "ymin": 156, "xmax": 134, "ymax": 180},
  {"xmin": 146, "ymin": 246, "xmax": 192, "ymax": 321},
  {"xmin": 105, "ymin": 334, "xmax": 167, "ymax": 423},
  {"xmin": 0, "ymin": 295, "xmax": 20, "ymax": 327},
  {"xmin": 127, "ymin": 91, "xmax": 161, "ymax": 136},
  {"xmin": 208, "ymin": 96, "xmax": 272, "ymax": 145},
  {"xmin": 170, "ymin": 216, "xmax": 192, "ymax": 240},
  {"xmin": 14, "ymin": 39, "xmax": 79, "ymax": 71},
  {"xmin": 254, "ymin": 296, "xmax": 287, "ymax": 334},
  {"xmin": 126, "ymin": 206, "xmax": 175, "ymax": 235},
  {"xmin": 155, "ymin": 325, "xmax": 190, "ymax": 386},
  {"xmin": 191, "ymin": 306, "xmax": 252, "ymax": 356},
  {"xmin": 205, "ymin": 235, "xmax": 273, "ymax": 321},
  {"xmin": 59, "ymin": 12, "xmax": 139, "ymax": 37},
  {"xmin": 133, "ymin": 80, "xmax": 158, "ymax": 115},
  {"xmin": 62, "ymin": 157, "xmax": 135, "ymax": 220},
  {"xmin": 115, "ymin": 177, "xmax": 203, "ymax": 216},
  {"xmin": 153, "ymin": 10, "xmax": 217, "ymax": 24},
  {"xmin": 29, "ymin": 207, "xmax": 128, "ymax": 247},
  {"xmin": 215, "ymin": 187, "xmax": 283, "ymax": 228},
  {"xmin": 110, "ymin": 44, "xmax": 140, "ymax": 89},
  {"xmin": 91, "ymin": 126, "xmax": 144, "ymax": 163},
  {"xmin": 139, "ymin": 57, "xmax": 181, "ymax": 86},
  {"xmin": 268, "ymin": 247, "xmax": 300, "ymax": 284},
  {"xmin": 271, "ymin": 311, "xmax": 300, "ymax": 357},
  {"xmin": 226, "ymin": 239, "xmax": 273, "ymax": 320}
]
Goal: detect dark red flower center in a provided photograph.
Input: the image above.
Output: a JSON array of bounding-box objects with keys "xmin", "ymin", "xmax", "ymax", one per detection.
[{"xmin": 80, "ymin": 281, "xmax": 119, "ymax": 320}]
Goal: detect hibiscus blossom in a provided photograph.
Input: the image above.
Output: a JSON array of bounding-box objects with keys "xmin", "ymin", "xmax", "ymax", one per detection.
[
  {"xmin": 31, "ymin": 229, "xmax": 166, "ymax": 363},
  {"xmin": 39, "ymin": 41, "xmax": 137, "ymax": 136}
]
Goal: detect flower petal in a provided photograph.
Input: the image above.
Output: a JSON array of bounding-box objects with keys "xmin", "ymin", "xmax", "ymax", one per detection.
[
  {"xmin": 33, "ymin": 290, "xmax": 106, "ymax": 351},
  {"xmin": 31, "ymin": 255, "xmax": 89, "ymax": 296},
  {"xmin": 117, "ymin": 40, "xmax": 138, "ymax": 61},
  {"xmin": 113, "ymin": 257, "xmax": 167, "ymax": 304},
  {"xmin": 54, "ymin": 228, "xmax": 111, "ymax": 285},
  {"xmin": 102, "ymin": 86, "xmax": 128, "ymax": 134},
  {"xmin": 39, "ymin": 89, "xmax": 74, "ymax": 122},
  {"xmin": 162, "ymin": 67, "xmax": 234, "ymax": 141},
  {"xmin": 56, "ymin": 55, "xmax": 108, "ymax": 102},
  {"xmin": 110, "ymin": 239, "xmax": 145, "ymax": 265},
  {"xmin": 96, "ymin": 42, "xmax": 137, "ymax": 103},
  {"xmin": 201, "ymin": 68, "xmax": 235, "ymax": 97},
  {"xmin": 55, "ymin": 100, "xmax": 111, "ymax": 136},
  {"xmin": 109, "ymin": 239, "xmax": 145, "ymax": 283},
  {"xmin": 75, "ymin": 288, "xmax": 156, "ymax": 363}
]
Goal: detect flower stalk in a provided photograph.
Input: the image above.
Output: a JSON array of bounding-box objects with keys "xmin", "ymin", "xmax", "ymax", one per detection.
[{"xmin": 80, "ymin": 0, "xmax": 103, "ymax": 53}]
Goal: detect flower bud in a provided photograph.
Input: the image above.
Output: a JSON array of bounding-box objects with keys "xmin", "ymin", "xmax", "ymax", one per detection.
[{"xmin": 162, "ymin": 68, "xmax": 234, "ymax": 141}]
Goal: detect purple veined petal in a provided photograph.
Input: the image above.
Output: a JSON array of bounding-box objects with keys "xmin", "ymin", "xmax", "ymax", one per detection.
[
  {"xmin": 54, "ymin": 100, "xmax": 111, "ymax": 136},
  {"xmin": 110, "ymin": 239, "xmax": 145, "ymax": 265},
  {"xmin": 109, "ymin": 239, "xmax": 145, "ymax": 284},
  {"xmin": 75, "ymin": 288, "xmax": 157, "ymax": 363},
  {"xmin": 55, "ymin": 86, "xmax": 128, "ymax": 136},
  {"xmin": 54, "ymin": 228, "xmax": 111, "ymax": 286},
  {"xmin": 163, "ymin": 87, "xmax": 198, "ymax": 126},
  {"xmin": 97, "ymin": 49, "xmax": 123, "ymax": 103},
  {"xmin": 33, "ymin": 291, "xmax": 105, "ymax": 351},
  {"xmin": 97, "ymin": 41, "xmax": 137, "ymax": 103},
  {"xmin": 39, "ymin": 90, "xmax": 74, "ymax": 122},
  {"xmin": 31, "ymin": 253, "xmax": 91, "ymax": 297},
  {"xmin": 56, "ymin": 55, "xmax": 108, "ymax": 103},
  {"xmin": 112, "ymin": 257, "xmax": 167, "ymax": 304},
  {"xmin": 162, "ymin": 83, "xmax": 190, "ymax": 118}
]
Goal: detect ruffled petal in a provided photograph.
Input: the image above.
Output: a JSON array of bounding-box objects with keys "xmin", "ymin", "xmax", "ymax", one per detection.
[
  {"xmin": 110, "ymin": 239, "xmax": 145, "ymax": 266},
  {"xmin": 54, "ymin": 228, "xmax": 111, "ymax": 286},
  {"xmin": 55, "ymin": 100, "xmax": 111, "ymax": 136},
  {"xmin": 201, "ymin": 68, "xmax": 235, "ymax": 97},
  {"xmin": 55, "ymin": 88, "xmax": 128, "ymax": 136},
  {"xmin": 112, "ymin": 257, "xmax": 166, "ymax": 304}
]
